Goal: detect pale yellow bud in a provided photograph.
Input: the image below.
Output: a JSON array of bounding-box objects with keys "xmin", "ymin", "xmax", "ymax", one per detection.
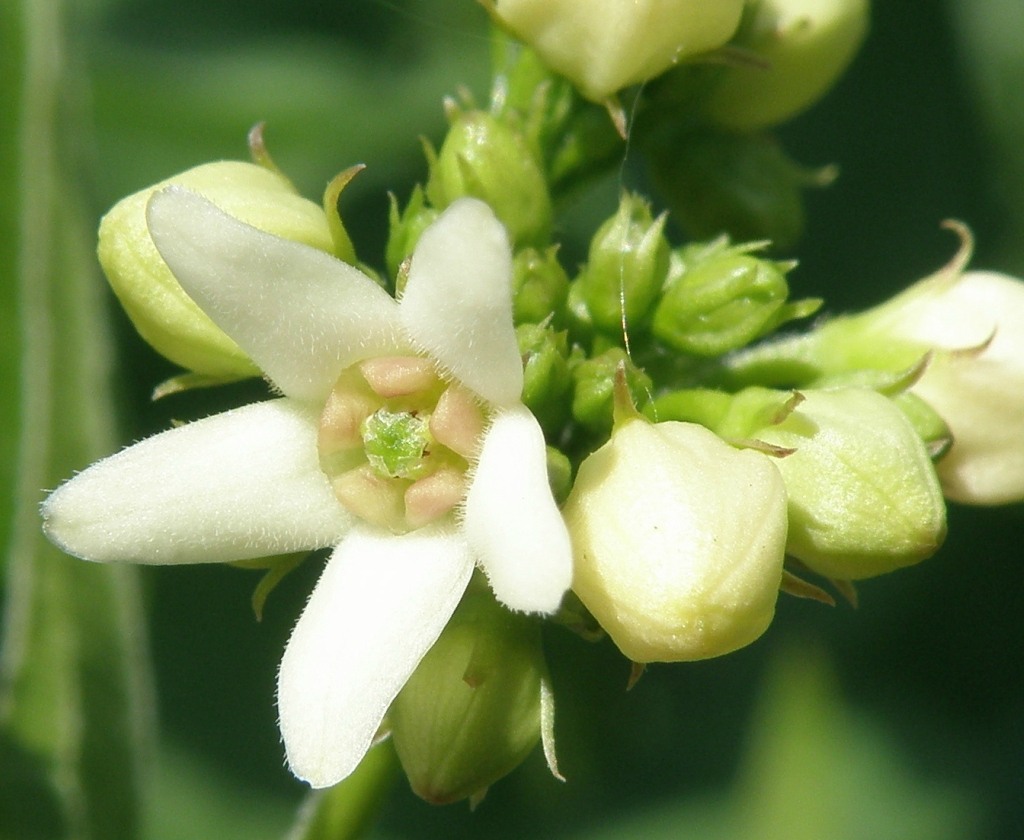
[
  {"xmin": 98, "ymin": 161, "xmax": 334, "ymax": 377},
  {"xmin": 486, "ymin": 0, "xmax": 744, "ymax": 101},
  {"xmin": 564, "ymin": 418, "xmax": 787, "ymax": 662}
]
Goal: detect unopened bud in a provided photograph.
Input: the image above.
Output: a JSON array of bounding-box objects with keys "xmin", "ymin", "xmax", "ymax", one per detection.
[
  {"xmin": 704, "ymin": 0, "xmax": 870, "ymax": 131},
  {"xmin": 517, "ymin": 324, "xmax": 573, "ymax": 431},
  {"xmin": 98, "ymin": 161, "xmax": 333, "ymax": 378},
  {"xmin": 652, "ymin": 244, "xmax": 814, "ymax": 356},
  {"xmin": 750, "ymin": 387, "xmax": 947, "ymax": 579},
  {"xmin": 512, "ymin": 246, "xmax": 570, "ymax": 325},
  {"xmin": 389, "ymin": 589, "xmax": 545, "ymax": 804},
  {"xmin": 426, "ymin": 110, "xmax": 551, "ymax": 246},
  {"xmin": 578, "ymin": 193, "xmax": 670, "ymax": 334},
  {"xmin": 571, "ymin": 348, "xmax": 652, "ymax": 433},
  {"xmin": 485, "ymin": 0, "xmax": 744, "ymax": 101},
  {"xmin": 564, "ymin": 417, "xmax": 787, "ymax": 662}
]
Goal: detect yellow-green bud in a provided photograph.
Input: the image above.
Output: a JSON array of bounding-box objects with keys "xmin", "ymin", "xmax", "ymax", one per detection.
[
  {"xmin": 389, "ymin": 589, "xmax": 545, "ymax": 805},
  {"xmin": 579, "ymin": 193, "xmax": 670, "ymax": 335},
  {"xmin": 517, "ymin": 324, "xmax": 573, "ymax": 432},
  {"xmin": 98, "ymin": 161, "xmax": 334, "ymax": 377},
  {"xmin": 564, "ymin": 417, "xmax": 788, "ymax": 662},
  {"xmin": 512, "ymin": 246, "xmax": 570, "ymax": 325},
  {"xmin": 750, "ymin": 388, "xmax": 947, "ymax": 579},
  {"xmin": 704, "ymin": 0, "xmax": 870, "ymax": 131},
  {"xmin": 571, "ymin": 348, "xmax": 653, "ymax": 433},
  {"xmin": 652, "ymin": 247, "xmax": 807, "ymax": 356},
  {"xmin": 485, "ymin": 0, "xmax": 745, "ymax": 102},
  {"xmin": 425, "ymin": 110, "xmax": 551, "ymax": 247}
]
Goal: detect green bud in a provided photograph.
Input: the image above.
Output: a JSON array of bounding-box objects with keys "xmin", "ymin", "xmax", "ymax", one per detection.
[
  {"xmin": 512, "ymin": 246, "xmax": 570, "ymax": 325},
  {"xmin": 517, "ymin": 324, "xmax": 573, "ymax": 432},
  {"xmin": 578, "ymin": 193, "xmax": 670, "ymax": 334},
  {"xmin": 564, "ymin": 416, "xmax": 788, "ymax": 662},
  {"xmin": 485, "ymin": 0, "xmax": 744, "ymax": 102},
  {"xmin": 649, "ymin": 129, "xmax": 830, "ymax": 250},
  {"xmin": 892, "ymin": 392, "xmax": 953, "ymax": 461},
  {"xmin": 652, "ymin": 247, "xmax": 805, "ymax": 356},
  {"xmin": 572, "ymin": 348, "xmax": 652, "ymax": 433},
  {"xmin": 386, "ymin": 186, "xmax": 439, "ymax": 287},
  {"xmin": 748, "ymin": 387, "xmax": 947, "ymax": 579},
  {"xmin": 546, "ymin": 445, "xmax": 573, "ymax": 504},
  {"xmin": 704, "ymin": 0, "xmax": 870, "ymax": 131},
  {"xmin": 98, "ymin": 161, "xmax": 334, "ymax": 378},
  {"xmin": 425, "ymin": 110, "xmax": 551, "ymax": 246},
  {"xmin": 389, "ymin": 589, "xmax": 545, "ymax": 805}
]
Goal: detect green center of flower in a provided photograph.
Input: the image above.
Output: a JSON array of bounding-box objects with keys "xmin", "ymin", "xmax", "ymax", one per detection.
[
  {"xmin": 317, "ymin": 355, "xmax": 487, "ymax": 533},
  {"xmin": 361, "ymin": 409, "xmax": 431, "ymax": 479}
]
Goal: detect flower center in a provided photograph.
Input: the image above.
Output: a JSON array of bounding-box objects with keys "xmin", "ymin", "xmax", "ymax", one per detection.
[{"xmin": 317, "ymin": 355, "xmax": 487, "ymax": 533}]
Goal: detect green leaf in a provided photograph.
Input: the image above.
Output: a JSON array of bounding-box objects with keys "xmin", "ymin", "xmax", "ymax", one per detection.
[{"xmin": 0, "ymin": 1, "xmax": 153, "ymax": 837}]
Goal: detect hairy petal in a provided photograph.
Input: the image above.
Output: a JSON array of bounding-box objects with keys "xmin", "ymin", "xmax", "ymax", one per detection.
[
  {"xmin": 147, "ymin": 187, "xmax": 403, "ymax": 402},
  {"xmin": 399, "ymin": 198, "xmax": 523, "ymax": 406},
  {"xmin": 463, "ymin": 405, "xmax": 572, "ymax": 613},
  {"xmin": 42, "ymin": 400, "xmax": 350, "ymax": 564},
  {"xmin": 277, "ymin": 525, "xmax": 474, "ymax": 788}
]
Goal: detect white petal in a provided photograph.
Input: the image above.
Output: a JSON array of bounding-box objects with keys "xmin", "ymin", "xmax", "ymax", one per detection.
[
  {"xmin": 463, "ymin": 405, "xmax": 572, "ymax": 613},
  {"xmin": 399, "ymin": 198, "xmax": 523, "ymax": 406},
  {"xmin": 42, "ymin": 400, "xmax": 350, "ymax": 564},
  {"xmin": 147, "ymin": 187, "xmax": 403, "ymax": 402},
  {"xmin": 277, "ymin": 525, "xmax": 474, "ymax": 788}
]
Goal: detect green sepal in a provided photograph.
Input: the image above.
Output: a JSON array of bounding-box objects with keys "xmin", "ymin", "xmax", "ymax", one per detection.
[{"xmin": 322, "ymin": 164, "xmax": 364, "ymax": 264}]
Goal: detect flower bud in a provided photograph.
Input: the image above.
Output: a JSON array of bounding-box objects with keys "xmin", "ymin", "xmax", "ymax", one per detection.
[
  {"xmin": 425, "ymin": 110, "xmax": 551, "ymax": 246},
  {"xmin": 98, "ymin": 161, "xmax": 334, "ymax": 377},
  {"xmin": 704, "ymin": 0, "xmax": 870, "ymax": 131},
  {"xmin": 389, "ymin": 589, "xmax": 545, "ymax": 804},
  {"xmin": 485, "ymin": 0, "xmax": 745, "ymax": 102},
  {"xmin": 648, "ymin": 130, "xmax": 823, "ymax": 251},
  {"xmin": 512, "ymin": 246, "xmax": 570, "ymax": 325},
  {"xmin": 564, "ymin": 417, "xmax": 788, "ymax": 662},
  {"xmin": 780, "ymin": 260, "xmax": 1024, "ymax": 504},
  {"xmin": 652, "ymin": 244, "xmax": 814, "ymax": 356},
  {"xmin": 571, "ymin": 348, "xmax": 653, "ymax": 433},
  {"xmin": 578, "ymin": 193, "xmax": 670, "ymax": 334},
  {"xmin": 517, "ymin": 324, "xmax": 573, "ymax": 431},
  {"xmin": 749, "ymin": 388, "xmax": 947, "ymax": 579}
]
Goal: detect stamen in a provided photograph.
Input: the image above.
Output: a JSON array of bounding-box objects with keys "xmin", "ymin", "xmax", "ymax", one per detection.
[
  {"xmin": 360, "ymin": 356, "xmax": 440, "ymax": 398},
  {"xmin": 405, "ymin": 467, "xmax": 467, "ymax": 528},
  {"xmin": 430, "ymin": 385, "xmax": 485, "ymax": 458}
]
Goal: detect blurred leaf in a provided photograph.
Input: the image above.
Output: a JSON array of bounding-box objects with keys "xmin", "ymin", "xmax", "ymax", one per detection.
[
  {"xmin": 286, "ymin": 743, "xmax": 399, "ymax": 840},
  {"xmin": 144, "ymin": 743, "xmax": 296, "ymax": 840},
  {"xmin": 732, "ymin": 644, "xmax": 985, "ymax": 840},
  {"xmin": 0, "ymin": 1, "xmax": 153, "ymax": 838},
  {"xmin": 561, "ymin": 643, "xmax": 986, "ymax": 840}
]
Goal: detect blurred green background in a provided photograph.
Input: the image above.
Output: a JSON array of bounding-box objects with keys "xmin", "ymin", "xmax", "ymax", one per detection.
[{"xmin": 2, "ymin": 1, "xmax": 1023, "ymax": 838}]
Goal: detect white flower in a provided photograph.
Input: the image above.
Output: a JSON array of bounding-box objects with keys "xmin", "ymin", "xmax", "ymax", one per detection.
[
  {"xmin": 41, "ymin": 191, "xmax": 573, "ymax": 788},
  {"xmin": 885, "ymin": 270, "xmax": 1024, "ymax": 504}
]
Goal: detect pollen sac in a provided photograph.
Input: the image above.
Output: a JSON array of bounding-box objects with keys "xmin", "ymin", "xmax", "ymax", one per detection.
[{"xmin": 317, "ymin": 356, "xmax": 487, "ymax": 533}]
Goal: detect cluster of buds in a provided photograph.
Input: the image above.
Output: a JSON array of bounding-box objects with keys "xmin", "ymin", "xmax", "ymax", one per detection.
[{"xmin": 38, "ymin": 0, "xmax": 1024, "ymax": 815}]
